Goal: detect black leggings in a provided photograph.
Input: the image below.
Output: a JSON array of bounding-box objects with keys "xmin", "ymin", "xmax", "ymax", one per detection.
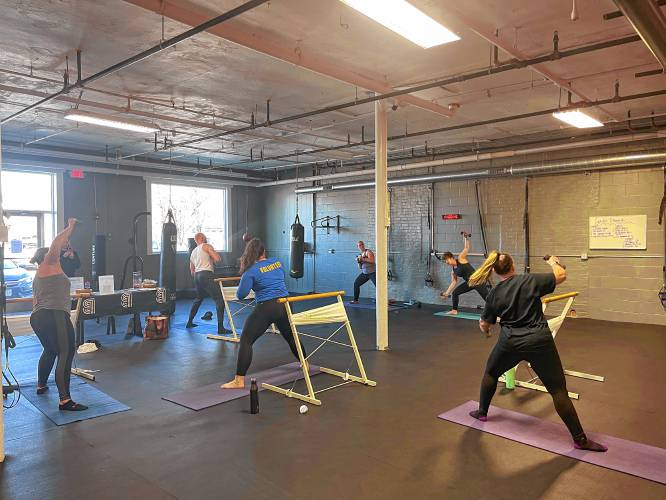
[
  {"xmin": 30, "ymin": 309, "xmax": 76, "ymax": 401},
  {"xmin": 353, "ymin": 272, "xmax": 376, "ymax": 301},
  {"xmin": 452, "ymin": 281, "xmax": 489, "ymax": 309},
  {"xmin": 236, "ymin": 298, "xmax": 305, "ymax": 376},
  {"xmin": 479, "ymin": 329, "xmax": 584, "ymax": 438},
  {"xmin": 188, "ymin": 271, "xmax": 225, "ymax": 332}
]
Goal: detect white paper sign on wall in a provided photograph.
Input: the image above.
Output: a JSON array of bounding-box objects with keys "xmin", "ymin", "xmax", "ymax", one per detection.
[{"xmin": 589, "ymin": 215, "xmax": 647, "ymax": 250}]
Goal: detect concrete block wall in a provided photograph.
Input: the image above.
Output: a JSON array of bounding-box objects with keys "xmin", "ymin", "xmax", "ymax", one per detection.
[{"xmin": 259, "ymin": 166, "xmax": 666, "ymax": 326}]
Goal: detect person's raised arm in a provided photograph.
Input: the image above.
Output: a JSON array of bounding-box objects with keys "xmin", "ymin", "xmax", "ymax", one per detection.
[
  {"xmin": 547, "ymin": 255, "xmax": 566, "ymax": 285},
  {"xmin": 44, "ymin": 218, "xmax": 77, "ymax": 265},
  {"xmin": 204, "ymin": 243, "xmax": 222, "ymax": 264},
  {"xmin": 458, "ymin": 234, "xmax": 471, "ymax": 262}
]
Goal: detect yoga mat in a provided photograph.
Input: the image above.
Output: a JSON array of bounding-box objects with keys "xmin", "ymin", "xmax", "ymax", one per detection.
[
  {"xmin": 345, "ymin": 301, "xmax": 405, "ymax": 311},
  {"xmin": 21, "ymin": 379, "xmax": 130, "ymax": 426},
  {"xmin": 434, "ymin": 311, "xmax": 481, "ymax": 320},
  {"xmin": 438, "ymin": 401, "xmax": 666, "ymax": 485},
  {"xmin": 163, "ymin": 362, "xmax": 321, "ymax": 410}
]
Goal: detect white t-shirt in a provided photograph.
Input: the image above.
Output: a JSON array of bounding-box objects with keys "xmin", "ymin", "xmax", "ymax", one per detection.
[{"xmin": 190, "ymin": 244, "xmax": 214, "ymax": 272}]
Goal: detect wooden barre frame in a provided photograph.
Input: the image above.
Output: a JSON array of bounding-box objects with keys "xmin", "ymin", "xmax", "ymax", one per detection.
[
  {"xmin": 278, "ymin": 291, "xmax": 345, "ymax": 303},
  {"xmin": 542, "ymin": 291, "xmax": 579, "ymax": 304},
  {"xmin": 214, "ymin": 276, "xmax": 242, "ymax": 283}
]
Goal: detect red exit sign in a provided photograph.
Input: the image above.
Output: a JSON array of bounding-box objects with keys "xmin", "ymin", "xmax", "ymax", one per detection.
[
  {"xmin": 69, "ymin": 169, "xmax": 85, "ymax": 179},
  {"xmin": 442, "ymin": 214, "xmax": 461, "ymax": 220}
]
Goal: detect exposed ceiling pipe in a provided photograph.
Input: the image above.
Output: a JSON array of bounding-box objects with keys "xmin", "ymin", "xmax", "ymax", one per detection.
[
  {"xmin": 0, "ymin": 142, "xmax": 269, "ymax": 181},
  {"xmin": 612, "ymin": 1, "xmax": 666, "ymax": 69},
  {"xmin": 169, "ymin": 33, "xmax": 641, "ymax": 151},
  {"xmin": 294, "ymin": 150, "xmax": 666, "ymax": 193},
  {"xmin": 0, "ymin": 0, "xmax": 269, "ymax": 124},
  {"xmin": 2, "ymin": 160, "xmax": 253, "ymax": 186},
  {"xmin": 259, "ymin": 130, "xmax": 666, "ymax": 188},
  {"xmin": 211, "ymin": 84, "xmax": 666, "ymax": 170}
]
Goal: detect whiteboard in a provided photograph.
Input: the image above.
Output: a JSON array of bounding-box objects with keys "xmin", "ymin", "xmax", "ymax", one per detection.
[{"xmin": 589, "ymin": 215, "xmax": 647, "ymax": 250}]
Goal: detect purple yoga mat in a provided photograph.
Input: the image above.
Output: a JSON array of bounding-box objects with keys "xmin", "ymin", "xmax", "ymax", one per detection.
[
  {"xmin": 163, "ymin": 362, "xmax": 320, "ymax": 410},
  {"xmin": 438, "ymin": 401, "xmax": 666, "ymax": 485}
]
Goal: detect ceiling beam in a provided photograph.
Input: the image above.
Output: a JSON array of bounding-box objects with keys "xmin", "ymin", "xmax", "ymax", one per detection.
[
  {"xmin": 440, "ymin": 6, "xmax": 626, "ymax": 122},
  {"xmin": 122, "ymin": 0, "xmax": 453, "ymax": 118}
]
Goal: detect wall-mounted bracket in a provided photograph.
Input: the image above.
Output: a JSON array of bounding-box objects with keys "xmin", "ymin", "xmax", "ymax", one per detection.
[{"xmin": 311, "ymin": 215, "xmax": 340, "ymax": 234}]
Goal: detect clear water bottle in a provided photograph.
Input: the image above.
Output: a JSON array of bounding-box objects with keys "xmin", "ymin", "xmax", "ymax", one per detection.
[{"xmin": 250, "ymin": 378, "xmax": 259, "ymax": 414}]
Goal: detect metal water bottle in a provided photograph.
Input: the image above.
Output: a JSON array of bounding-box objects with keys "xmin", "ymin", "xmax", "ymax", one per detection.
[{"xmin": 250, "ymin": 378, "xmax": 259, "ymax": 414}]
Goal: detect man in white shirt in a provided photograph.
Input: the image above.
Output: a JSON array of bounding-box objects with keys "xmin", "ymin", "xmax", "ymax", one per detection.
[{"xmin": 186, "ymin": 232, "xmax": 225, "ymax": 332}]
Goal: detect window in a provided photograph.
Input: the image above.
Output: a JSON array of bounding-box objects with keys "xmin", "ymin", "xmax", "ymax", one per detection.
[
  {"xmin": 2, "ymin": 170, "xmax": 59, "ymax": 299},
  {"xmin": 149, "ymin": 181, "xmax": 229, "ymax": 253}
]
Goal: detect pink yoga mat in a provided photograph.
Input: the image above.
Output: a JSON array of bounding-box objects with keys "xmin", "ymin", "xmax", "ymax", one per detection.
[
  {"xmin": 438, "ymin": 400, "xmax": 666, "ymax": 485},
  {"xmin": 163, "ymin": 362, "xmax": 320, "ymax": 410}
]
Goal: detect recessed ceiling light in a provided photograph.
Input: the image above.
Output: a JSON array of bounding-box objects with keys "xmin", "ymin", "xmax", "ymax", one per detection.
[
  {"xmin": 64, "ymin": 110, "xmax": 160, "ymax": 133},
  {"xmin": 552, "ymin": 109, "xmax": 604, "ymax": 128},
  {"xmin": 340, "ymin": 0, "xmax": 460, "ymax": 48}
]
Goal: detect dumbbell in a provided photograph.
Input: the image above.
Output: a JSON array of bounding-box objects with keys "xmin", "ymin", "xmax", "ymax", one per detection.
[{"xmin": 543, "ymin": 255, "xmax": 566, "ymax": 269}]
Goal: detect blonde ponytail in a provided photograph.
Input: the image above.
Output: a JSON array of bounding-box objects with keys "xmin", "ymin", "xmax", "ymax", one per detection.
[{"xmin": 468, "ymin": 250, "xmax": 500, "ymax": 287}]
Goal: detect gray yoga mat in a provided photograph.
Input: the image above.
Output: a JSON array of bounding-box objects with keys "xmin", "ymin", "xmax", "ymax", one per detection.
[
  {"xmin": 21, "ymin": 379, "xmax": 130, "ymax": 426},
  {"xmin": 162, "ymin": 362, "xmax": 321, "ymax": 410},
  {"xmin": 438, "ymin": 400, "xmax": 666, "ymax": 485}
]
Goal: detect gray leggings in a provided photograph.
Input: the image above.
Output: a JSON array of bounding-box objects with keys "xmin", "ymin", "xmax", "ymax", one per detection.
[{"xmin": 30, "ymin": 309, "xmax": 76, "ymax": 400}]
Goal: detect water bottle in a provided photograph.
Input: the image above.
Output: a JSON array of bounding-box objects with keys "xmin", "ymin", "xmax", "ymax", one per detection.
[{"xmin": 250, "ymin": 378, "xmax": 259, "ymax": 414}]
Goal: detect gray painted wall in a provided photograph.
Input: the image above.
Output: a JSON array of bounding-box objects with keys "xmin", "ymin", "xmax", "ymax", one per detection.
[{"xmin": 259, "ymin": 167, "xmax": 666, "ymax": 326}]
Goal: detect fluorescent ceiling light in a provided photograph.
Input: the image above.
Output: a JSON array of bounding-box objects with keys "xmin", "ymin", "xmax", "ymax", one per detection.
[
  {"xmin": 64, "ymin": 110, "xmax": 159, "ymax": 133},
  {"xmin": 552, "ymin": 110, "xmax": 604, "ymax": 128},
  {"xmin": 340, "ymin": 0, "xmax": 460, "ymax": 48}
]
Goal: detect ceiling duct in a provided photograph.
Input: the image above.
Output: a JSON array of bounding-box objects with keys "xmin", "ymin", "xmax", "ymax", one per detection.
[{"xmin": 294, "ymin": 150, "xmax": 666, "ymax": 193}]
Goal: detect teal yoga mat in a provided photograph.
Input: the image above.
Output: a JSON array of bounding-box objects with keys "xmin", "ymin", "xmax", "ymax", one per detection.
[{"xmin": 434, "ymin": 311, "xmax": 481, "ymax": 320}]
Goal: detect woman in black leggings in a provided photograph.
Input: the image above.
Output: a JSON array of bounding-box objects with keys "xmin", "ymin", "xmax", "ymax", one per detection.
[
  {"xmin": 466, "ymin": 251, "xmax": 606, "ymax": 452},
  {"xmin": 29, "ymin": 218, "xmax": 87, "ymax": 411},
  {"xmin": 221, "ymin": 238, "xmax": 305, "ymax": 389},
  {"xmin": 440, "ymin": 233, "xmax": 488, "ymax": 315}
]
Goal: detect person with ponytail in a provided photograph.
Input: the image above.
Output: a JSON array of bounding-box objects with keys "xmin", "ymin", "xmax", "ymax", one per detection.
[
  {"xmin": 439, "ymin": 232, "xmax": 489, "ymax": 315},
  {"xmin": 221, "ymin": 238, "xmax": 306, "ymax": 389},
  {"xmin": 467, "ymin": 251, "xmax": 607, "ymax": 452}
]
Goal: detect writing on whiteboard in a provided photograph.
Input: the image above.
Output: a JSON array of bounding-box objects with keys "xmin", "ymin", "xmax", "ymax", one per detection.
[{"xmin": 589, "ymin": 215, "xmax": 647, "ymax": 250}]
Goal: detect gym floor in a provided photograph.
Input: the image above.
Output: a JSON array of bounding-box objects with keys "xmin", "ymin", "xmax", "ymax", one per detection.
[{"xmin": 1, "ymin": 299, "xmax": 665, "ymax": 499}]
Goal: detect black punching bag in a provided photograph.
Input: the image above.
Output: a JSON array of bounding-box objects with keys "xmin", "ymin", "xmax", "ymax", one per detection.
[
  {"xmin": 160, "ymin": 209, "xmax": 178, "ymax": 314},
  {"xmin": 290, "ymin": 214, "xmax": 305, "ymax": 279}
]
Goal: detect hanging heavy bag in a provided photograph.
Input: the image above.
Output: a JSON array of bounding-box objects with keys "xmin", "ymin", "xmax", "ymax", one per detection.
[
  {"xmin": 160, "ymin": 209, "xmax": 178, "ymax": 315},
  {"xmin": 290, "ymin": 214, "xmax": 305, "ymax": 279}
]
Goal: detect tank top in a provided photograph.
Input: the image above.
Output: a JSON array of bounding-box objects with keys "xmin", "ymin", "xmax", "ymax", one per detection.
[
  {"xmin": 361, "ymin": 249, "xmax": 376, "ymax": 274},
  {"xmin": 190, "ymin": 244, "xmax": 214, "ymax": 273},
  {"xmin": 32, "ymin": 273, "xmax": 71, "ymax": 314},
  {"xmin": 453, "ymin": 259, "xmax": 475, "ymax": 281}
]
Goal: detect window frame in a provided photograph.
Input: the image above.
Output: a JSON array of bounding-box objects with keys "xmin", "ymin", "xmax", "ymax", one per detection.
[{"xmin": 146, "ymin": 178, "xmax": 232, "ymax": 255}]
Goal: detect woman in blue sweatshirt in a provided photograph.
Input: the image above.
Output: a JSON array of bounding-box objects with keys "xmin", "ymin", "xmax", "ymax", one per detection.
[{"xmin": 221, "ymin": 238, "xmax": 305, "ymax": 389}]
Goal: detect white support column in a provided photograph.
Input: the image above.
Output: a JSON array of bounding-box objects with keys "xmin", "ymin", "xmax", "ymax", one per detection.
[
  {"xmin": 374, "ymin": 99, "xmax": 389, "ymax": 350},
  {"xmin": 0, "ymin": 125, "xmax": 5, "ymax": 463}
]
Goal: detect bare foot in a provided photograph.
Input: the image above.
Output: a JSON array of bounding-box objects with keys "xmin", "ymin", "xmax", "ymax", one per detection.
[
  {"xmin": 221, "ymin": 376, "xmax": 245, "ymax": 389},
  {"xmin": 446, "ymin": 310, "xmax": 459, "ymax": 316}
]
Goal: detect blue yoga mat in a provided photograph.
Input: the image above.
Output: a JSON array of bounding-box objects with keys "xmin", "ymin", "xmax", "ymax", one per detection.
[
  {"xmin": 20, "ymin": 379, "xmax": 130, "ymax": 426},
  {"xmin": 434, "ymin": 311, "xmax": 481, "ymax": 320}
]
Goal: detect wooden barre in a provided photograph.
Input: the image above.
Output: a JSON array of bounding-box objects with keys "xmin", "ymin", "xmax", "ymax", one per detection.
[
  {"xmin": 278, "ymin": 291, "xmax": 345, "ymax": 303},
  {"xmin": 214, "ymin": 276, "xmax": 242, "ymax": 283},
  {"xmin": 6, "ymin": 297, "xmax": 33, "ymax": 304},
  {"xmin": 542, "ymin": 291, "xmax": 579, "ymax": 304}
]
